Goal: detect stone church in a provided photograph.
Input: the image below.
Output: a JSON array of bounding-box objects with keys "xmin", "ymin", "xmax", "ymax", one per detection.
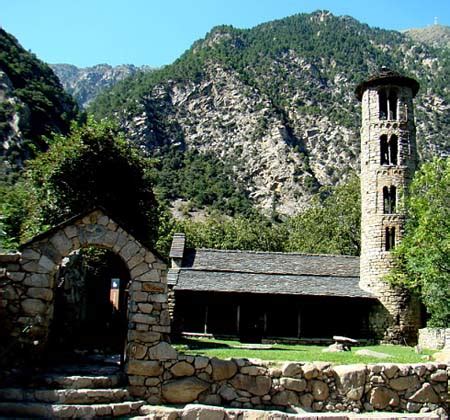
[
  {"xmin": 0, "ymin": 68, "xmax": 423, "ymax": 363},
  {"xmin": 167, "ymin": 68, "xmax": 422, "ymax": 345},
  {"xmin": 1, "ymin": 69, "xmax": 448, "ymax": 418}
]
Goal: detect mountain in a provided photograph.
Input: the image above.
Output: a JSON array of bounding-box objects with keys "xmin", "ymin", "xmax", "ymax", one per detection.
[
  {"xmin": 404, "ymin": 24, "xmax": 450, "ymax": 49},
  {"xmin": 50, "ymin": 64, "xmax": 154, "ymax": 108},
  {"xmin": 89, "ymin": 11, "xmax": 450, "ymax": 216},
  {"xmin": 0, "ymin": 29, "xmax": 78, "ymax": 169}
]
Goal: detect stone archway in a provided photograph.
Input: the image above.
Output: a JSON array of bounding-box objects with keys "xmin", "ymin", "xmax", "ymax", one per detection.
[{"xmin": 0, "ymin": 208, "xmax": 172, "ymax": 378}]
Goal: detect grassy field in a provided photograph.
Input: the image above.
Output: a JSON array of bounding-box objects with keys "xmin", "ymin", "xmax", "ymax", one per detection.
[{"xmin": 172, "ymin": 337, "xmax": 434, "ymax": 365}]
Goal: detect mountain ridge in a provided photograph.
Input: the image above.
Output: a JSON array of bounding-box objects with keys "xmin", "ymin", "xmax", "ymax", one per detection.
[{"xmin": 87, "ymin": 11, "xmax": 449, "ymax": 215}]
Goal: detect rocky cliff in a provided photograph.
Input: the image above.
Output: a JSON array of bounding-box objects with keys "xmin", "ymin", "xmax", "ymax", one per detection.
[
  {"xmin": 50, "ymin": 64, "xmax": 154, "ymax": 108},
  {"xmin": 90, "ymin": 12, "xmax": 450, "ymax": 215},
  {"xmin": 0, "ymin": 29, "xmax": 78, "ymax": 168}
]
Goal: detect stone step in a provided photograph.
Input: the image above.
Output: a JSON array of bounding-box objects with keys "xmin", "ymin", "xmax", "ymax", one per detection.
[
  {"xmin": 0, "ymin": 387, "xmax": 130, "ymax": 404},
  {"xmin": 37, "ymin": 372, "xmax": 124, "ymax": 389},
  {"xmin": 0, "ymin": 400, "xmax": 145, "ymax": 418}
]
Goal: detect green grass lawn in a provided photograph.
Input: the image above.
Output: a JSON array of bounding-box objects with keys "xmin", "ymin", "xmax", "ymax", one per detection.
[{"xmin": 172, "ymin": 337, "xmax": 434, "ymax": 365}]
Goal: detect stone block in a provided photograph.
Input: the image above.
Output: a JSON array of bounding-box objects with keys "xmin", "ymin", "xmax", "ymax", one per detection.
[
  {"xmin": 162, "ymin": 378, "xmax": 209, "ymax": 404},
  {"xmin": 131, "ymin": 262, "xmax": 151, "ymax": 278},
  {"xmin": 334, "ymin": 364, "xmax": 366, "ymax": 400},
  {"xmin": 128, "ymin": 343, "xmax": 148, "ymax": 359},
  {"xmin": 181, "ymin": 404, "xmax": 225, "ymax": 420},
  {"xmin": 127, "ymin": 360, "xmax": 162, "ymax": 377},
  {"xmin": 138, "ymin": 303, "xmax": 153, "ymax": 314},
  {"xmin": 218, "ymin": 384, "xmax": 237, "ymax": 401},
  {"xmin": 280, "ymin": 377, "xmax": 306, "ymax": 392},
  {"xmin": 21, "ymin": 298, "xmax": 46, "ymax": 315},
  {"xmin": 120, "ymin": 241, "xmax": 140, "ymax": 261},
  {"xmin": 368, "ymin": 386, "xmax": 400, "ymax": 410},
  {"xmin": 409, "ymin": 383, "xmax": 440, "ymax": 403},
  {"xmin": 230, "ymin": 374, "xmax": 271, "ymax": 396},
  {"xmin": 148, "ymin": 342, "xmax": 177, "ymax": 360},
  {"xmin": 171, "ymin": 361, "xmax": 195, "ymax": 377},
  {"xmin": 195, "ymin": 356, "xmax": 209, "ymax": 370},
  {"xmin": 282, "ymin": 362, "xmax": 302, "ymax": 378},
  {"xmin": 128, "ymin": 330, "xmax": 161, "ymax": 343},
  {"xmin": 27, "ymin": 287, "xmax": 53, "ymax": 301},
  {"xmin": 21, "ymin": 249, "xmax": 40, "ymax": 260},
  {"xmin": 50, "ymin": 231, "xmax": 72, "ymax": 255},
  {"xmin": 142, "ymin": 281, "xmax": 165, "ymax": 292},
  {"xmin": 311, "ymin": 380, "xmax": 329, "ymax": 401},
  {"xmin": 271, "ymin": 390, "xmax": 298, "ymax": 406},
  {"xmin": 211, "ymin": 358, "xmax": 238, "ymax": 381},
  {"xmin": 389, "ymin": 375, "xmax": 420, "ymax": 391},
  {"xmin": 138, "ymin": 270, "xmax": 161, "ymax": 282},
  {"xmin": 38, "ymin": 255, "xmax": 56, "ymax": 272}
]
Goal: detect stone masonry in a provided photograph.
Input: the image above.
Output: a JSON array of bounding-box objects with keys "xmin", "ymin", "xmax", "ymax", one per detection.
[
  {"xmin": 356, "ymin": 70, "xmax": 422, "ymax": 344},
  {"xmin": 0, "ymin": 208, "xmax": 448, "ymax": 416},
  {"xmin": 0, "ymin": 208, "xmax": 168, "ymax": 364}
]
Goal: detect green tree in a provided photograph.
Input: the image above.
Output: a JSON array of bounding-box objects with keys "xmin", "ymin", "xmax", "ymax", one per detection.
[
  {"xmin": 286, "ymin": 175, "xmax": 361, "ymax": 255},
  {"xmin": 2, "ymin": 117, "xmax": 159, "ymax": 249},
  {"xmin": 388, "ymin": 157, "xmax": 450, "ymax": 327}
]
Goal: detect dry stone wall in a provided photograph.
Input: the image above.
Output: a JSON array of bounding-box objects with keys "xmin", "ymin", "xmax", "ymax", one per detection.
[
  {"xmin": 0, "ymin": 209, "xmax": 167, "ymax": 364},
  {"xmin": 126, "ymin": 351, "xmax": 448, "ymax": 415}
]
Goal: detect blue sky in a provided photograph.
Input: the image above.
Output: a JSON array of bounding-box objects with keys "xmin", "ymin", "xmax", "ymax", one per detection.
[{"xmin": 2, "ymin": 0, "xmax": 450, "ymax": 67}]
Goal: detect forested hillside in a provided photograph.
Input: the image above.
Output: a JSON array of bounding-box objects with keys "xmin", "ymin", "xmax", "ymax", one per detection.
[
  {"xmin": 89, "ymin": 11, "xmax": 450, "ymax": 215},
  {"xmin": 0, "ymin": 29, "xmax": 78, "ymax": 170}
]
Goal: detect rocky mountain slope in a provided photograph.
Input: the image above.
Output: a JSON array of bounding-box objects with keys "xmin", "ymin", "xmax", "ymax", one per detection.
[
  {"xmin": 50, "ymin": 64, "xmax": 154, "ymax": 108},
  {"xmin": 90, "ymin": 11, "xmax": 450, "ymax": 215},
  {"xmin": 0, "ymin": 29, "xmax": 78, "ymax": 169},
  {"xmin": 404, "ymin": 24, "xmax": 450, "ymax": 49}
]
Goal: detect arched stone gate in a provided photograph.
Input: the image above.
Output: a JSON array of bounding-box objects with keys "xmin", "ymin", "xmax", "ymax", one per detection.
[{"xmin": 0, "ymin": 208, "xmax": 172, "ymax": 393}]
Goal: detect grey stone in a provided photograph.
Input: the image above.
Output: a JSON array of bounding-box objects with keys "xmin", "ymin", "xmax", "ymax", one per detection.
[
  {"xmin": 230, "ymin": 374, "xmax": 271, "ymax": 396},
  {"xmin": 27, "ymin": 287, "xmax": 53, "ymax": 301},
  {"xmin": 138, "ymin": 303, "xmax": 154, "ymax": 314},
  {"xmin": 182, "ymin": 404, "xmax": 225, "ymax": 420},
  {"xmin": 280, "ymin": 377, "xmax": 306, "ymax": 392},
  {"xmin": 218, "ymin": 385, "xmax": 237, "ymax": 401},
  {"xmin": 21, "ymin": 298, "xmax": 46, "ymax": 315},
  {"xmin": 334, "ymin": 364, "xmax": 366, "ymax": 400},
  {"xmin": 410, "ymin": 383, "xmax": 440, "ymax": 403},
  {"xmin": 271, "ymin": 390, "xmax": 298, "ymax": 406},
  {"xmin": 389, "ymin": 375, "xmax": 420, "ymax": 391},
  {"xmin": 195, "ymin": 356, "xmax": 209, "ymax": 370},
  {"xmin": 24, "ymin": 273, "xmax": 50, "ymax": 287},
  {"xmin": 148, "ymin": 342, "xmax": 177, "ymax": 360},
  {"xmin": 281, "ymin": 362, "xmax": 302, "ymax": 377}
]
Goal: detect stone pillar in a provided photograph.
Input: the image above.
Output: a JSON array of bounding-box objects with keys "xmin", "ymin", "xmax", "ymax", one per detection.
[{"xmin": 356, "ymin": 69, "xmax": 421, "ymax": 344}]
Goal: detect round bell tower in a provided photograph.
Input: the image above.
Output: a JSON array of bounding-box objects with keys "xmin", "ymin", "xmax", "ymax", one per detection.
[{"xmin": 356, "ymin": 68, "xmax": 421, "ymax": 343}]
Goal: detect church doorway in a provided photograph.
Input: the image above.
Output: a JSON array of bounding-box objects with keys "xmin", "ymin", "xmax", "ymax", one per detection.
[{"xmin": 49, "ymin": 248, "xmax": 129, "ymax": 361}]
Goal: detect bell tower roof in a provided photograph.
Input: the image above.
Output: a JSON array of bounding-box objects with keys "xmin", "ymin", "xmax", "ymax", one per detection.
[{"xmin": 355, "ymin": 67, "xmax": 420, "ymax": 101}]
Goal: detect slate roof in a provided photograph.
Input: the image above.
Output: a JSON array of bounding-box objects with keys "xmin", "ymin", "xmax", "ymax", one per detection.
[
  {"xmin": 170, "ymin": 269, "xmax": 373, "ymax": 299},
  {"xmin": 168, "ymin": 240, "xmax": 375, "ymax": 299}
]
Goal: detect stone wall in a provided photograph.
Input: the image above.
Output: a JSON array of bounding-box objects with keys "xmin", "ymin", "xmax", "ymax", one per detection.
[
  {"xmin": 419, "ymin": 328, "xmax": 450, "ymax": 351},
  {"xmin": 126, "ymin": 352, "xmax": 448, "ymax": 415},
  {"xmin": 0, "ymin": 209, "xmax": 167, "ymax": 365}
]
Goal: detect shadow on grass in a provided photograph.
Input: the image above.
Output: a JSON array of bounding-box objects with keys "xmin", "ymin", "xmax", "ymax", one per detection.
[
  {"xmin": 172, "ymin": 337, "xmax": 311, "ymax": 353},
  {"xmin": 172, "ymin": 337, "xmax": 234, "ymax": 351}
]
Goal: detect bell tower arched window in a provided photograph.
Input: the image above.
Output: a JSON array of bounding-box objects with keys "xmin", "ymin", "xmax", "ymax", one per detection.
[
  {"xmin": 385, "ymin": 227, "xmax": 396, "ymax": 251},
  {"xmin": 379, "ymin": 88, "xmax": 398, "ymax": 120},
  {"xmin": 380, "ymin": 134, "xmax": 398, "ymax": 165},
  {"xmin": 383, "ymin": 186, "xmax": 397, "ymax": 214}
]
